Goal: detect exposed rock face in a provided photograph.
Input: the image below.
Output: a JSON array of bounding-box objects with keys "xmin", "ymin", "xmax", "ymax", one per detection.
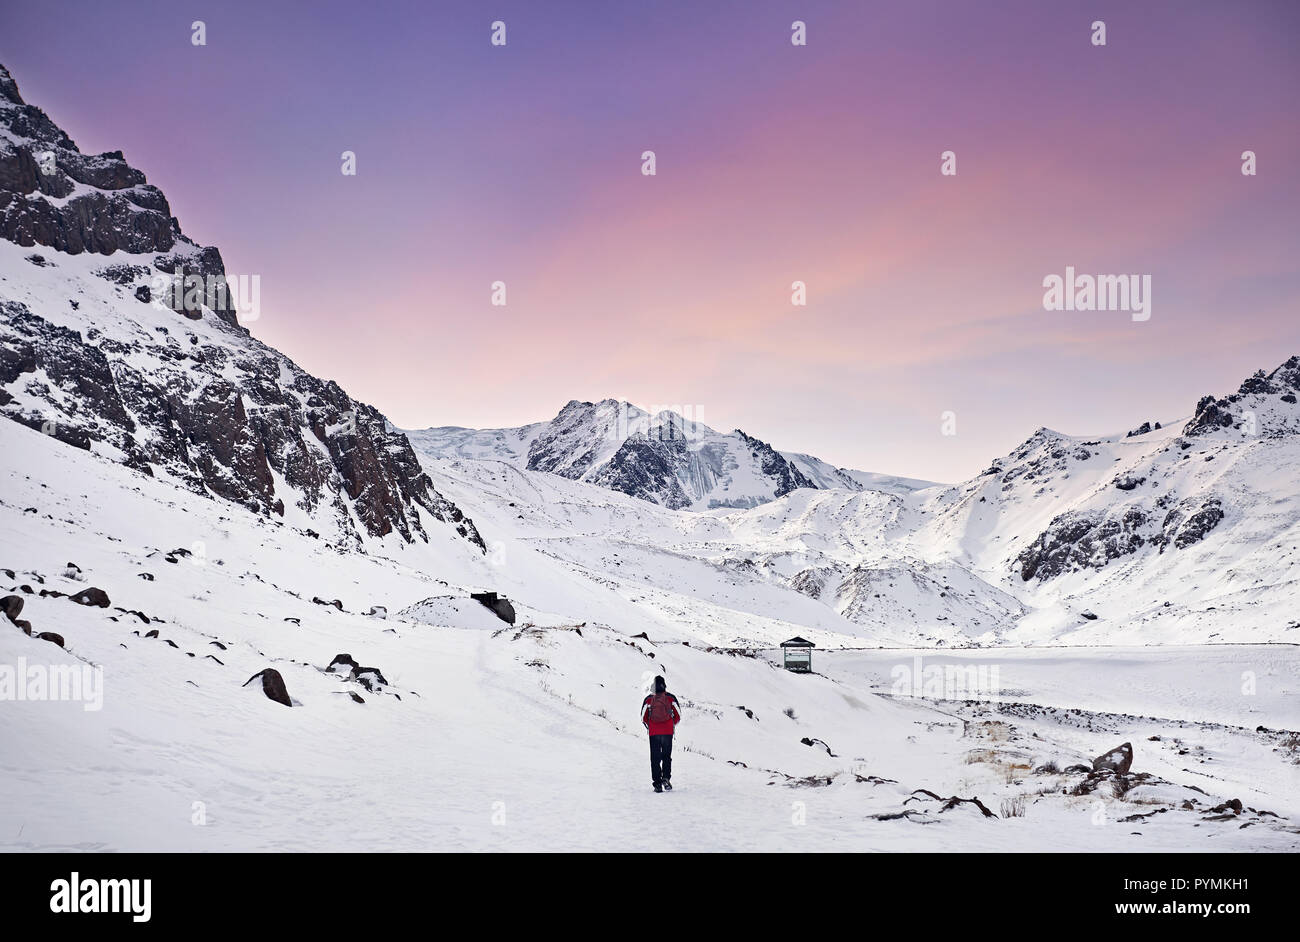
[
  {"xmin": 790, "ymin": 568, "xmax": 828, "ymax": 600},
  {"xmin": 733, "ymin": 429, "xmax": 817, "ymax": 499},
  {"xmin": 0, "ymin": 61, "xmax": 484, "ymax": 552},
  {"xmin": 1016, "ymin": 506, "xmax": 1150, "ymax": 581},
  {"xmin": 1184, "ymin": 356, "xmax": 1300, "ymax": 438},
  {"xmin": 1016, "ymin": 492, "xmax": 1228, "ymax": 581},
  {"xmin": 0, "ymin": 68, "xmax": 186, "ymax": 261},
  {"xmin": 1153, "ymin": 497, "xmax": 1224, "ymax": 551},
  {"xmin": 0, "ymin": 594, "xmax": 22, "ymax": 622}
]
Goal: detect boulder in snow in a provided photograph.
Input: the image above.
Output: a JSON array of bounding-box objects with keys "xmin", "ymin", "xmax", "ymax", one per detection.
[
  {"xmin": 243, "ymin": 668, "xmax": 292, "ymax": 707},
  {"xmin": 70, "ymin": 587, "xmax": 110, "ymax": 607},
  {"xmin": 1091, "ymin": 742, "xmax": 1133, "ymax": 775},
  {"xmin": 1, "ymin": 594, "xmax": 23, "ymax": 623},
  {"xmin": 470, "ymin": 591, "xmax": 516, "ymax": 625}
]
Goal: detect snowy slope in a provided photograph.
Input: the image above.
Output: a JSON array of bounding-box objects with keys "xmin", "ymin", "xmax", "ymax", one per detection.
[{"xmin": 4, "ymin": 417, "xmax": 1297, "ymax": 852}]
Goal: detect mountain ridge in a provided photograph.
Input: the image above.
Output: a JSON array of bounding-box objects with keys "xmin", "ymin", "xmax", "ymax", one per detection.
[
  {"xmin": 0, "ymin": 61, "xmax": 484, "ymax": 551},
  {"xmin": 407, "ymin": 397, "xmax": 936, "ymax": 512}
]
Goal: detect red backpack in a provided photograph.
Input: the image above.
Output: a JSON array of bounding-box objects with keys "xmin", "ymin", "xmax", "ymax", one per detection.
[{"xmin": 648, "ymin": 692, "xmax": 675, "ymax": 724}]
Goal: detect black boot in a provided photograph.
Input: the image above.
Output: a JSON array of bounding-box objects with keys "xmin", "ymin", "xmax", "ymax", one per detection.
[{"xmin": 653, "ymin": 782, "xmax": 663, "ymax": 793}]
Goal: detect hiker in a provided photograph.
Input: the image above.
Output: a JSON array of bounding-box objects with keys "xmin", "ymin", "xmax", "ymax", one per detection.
[{"xmin": 641, "ymin": 675, "xmax": 681, "ymax": 792}]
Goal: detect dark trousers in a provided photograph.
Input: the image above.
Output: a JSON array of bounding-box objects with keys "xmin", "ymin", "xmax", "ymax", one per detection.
[{"xmin": 649, "ymin": 734, "xmax": 673, "ymax": 785}]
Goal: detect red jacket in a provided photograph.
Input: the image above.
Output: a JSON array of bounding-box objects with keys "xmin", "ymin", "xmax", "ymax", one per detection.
[{"xmin": 641, "ymin": 692, "xmax": 681, "ymax": 736}]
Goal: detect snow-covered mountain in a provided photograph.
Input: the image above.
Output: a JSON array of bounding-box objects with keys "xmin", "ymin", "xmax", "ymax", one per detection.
[
  {"xmin": 901, "ymin": 356, "xmax": 1300, "ymax": 641},
  {"xmin": 407, "ymin": 399, "xmax": 933, "ymax": 512},
  {"xmin": 410, "ymin": 356, "xmax": 1300, "ymax": 647},
  {"xmin": 0, "ymin": 62, "xmax": 483, "ymax": 552}
]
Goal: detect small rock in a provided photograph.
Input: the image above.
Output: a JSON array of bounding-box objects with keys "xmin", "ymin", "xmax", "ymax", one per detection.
[
  {"xmin": 37, "ymin": 632, "xmax": 65, "ymax": 648},
  {"xmin": 355, "ymin": 667, "xmax": 389, "ymax": 692},
  {"xmin": 243, "ymin": 668, "xmax": 292, "ymax": 707},
  {"xmin": 1, "ymin": 595, "xmax": 23, "ymax": 623},
  {"xmin": 70, "ymin": 587, "xmax": 110, "ymax": 607},
  {"xmin": 1092, "ymin": 742, "xmax": 1133, "ymax": 775},
  {"xmin": 328, "ymin": 653, "xmax": 360, "ymax": 675},
  {"xmin": 1207, "ymin": 798, "xmax": 1243, "ymax": 816}
]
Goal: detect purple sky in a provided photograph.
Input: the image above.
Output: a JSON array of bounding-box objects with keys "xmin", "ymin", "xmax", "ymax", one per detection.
[{"xmin": 3, "ymin": 0, "xmax": 1298, "ymax": 481}]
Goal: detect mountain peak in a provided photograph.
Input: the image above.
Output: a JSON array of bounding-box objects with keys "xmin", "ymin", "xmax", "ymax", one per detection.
[
  {"xmin": 0, "ymin": 60, "xmax": 485, "ymax": 551},
  {"xmin": 1183, "ymin": 354, "xmax": 1300, "ymax": 438},
  {"xmin": 0, "ymin": 63, "xmax": 22, "ymax": 106}
]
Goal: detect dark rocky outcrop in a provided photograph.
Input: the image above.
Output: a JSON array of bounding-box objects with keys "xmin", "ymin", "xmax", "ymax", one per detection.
[
  {"xmin": 1125, "ymin": 421, "xmax": 1161, "ymax": 438},
  {"xmin": 36, "ymin": 631, "xmax": 64, "ymax": 648},
  {"xmin": 1151, "ymin": 497, "xmax": 1224, "ymax": 552},
  {"xmin": 243, "ymin": 668, "xmax": 292, "ymax": 707},
  {"xmin": 1015, "ymin": 492, "xmax": 1226, "ymax": 581},
  {"xmin": 1015, "ymin": 507, "xmax": 1149, "ymax": 581},
  {"xmin": 1184, "ymin": 357, "xmax": 1300, "ymax": 437},
  {"xmin": 0, "ymin": 68, "xmax": 180, "ymax": 258},
  {"xmin": 1, "ymin": 593, "xmax": 22, "ymax": 622}
]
